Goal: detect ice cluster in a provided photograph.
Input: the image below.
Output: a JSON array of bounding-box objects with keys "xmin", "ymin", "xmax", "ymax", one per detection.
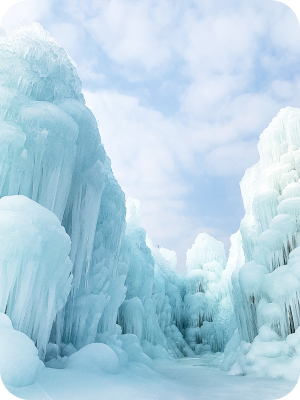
[
  {"xmin": 0, "ymin": 24, "xmax": 198, "ymax": 387},
  {"xmin": 0, "ymin": 196, "xmax": 72, "ymax": 358},
  {"xmin": 183, "ymin": 233, "xmax": 237, "ymax": 353},
  {"xmin": 118, "ymin": 201, "xmax": 235, "ymax": 357},
  {"xmin": 224, "ymin": 107, "xmax": 300, "ymax": 380},
  {"xmin": 0, "ymin": 23, "xmax": 126, "ymax": 368},
  {"xmin": 117, "ymin": 198, "xmax": 194, "ymax": 359},
  {"xmin": 233, "ymin": 108, "xmax": 300, "ymax": 341}
]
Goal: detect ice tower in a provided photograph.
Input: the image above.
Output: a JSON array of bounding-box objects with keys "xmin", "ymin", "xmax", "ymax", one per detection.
[
  {"xmin": 183, "ymin": 233, "xmax": 236, "ymax": 352},
  {"xmin": 232, "ymin": 107, "xmax": 300, "ymax": 343},
  {"xmin": 0, "ymin": 23, "xmax": 126, "ymax": 356}
]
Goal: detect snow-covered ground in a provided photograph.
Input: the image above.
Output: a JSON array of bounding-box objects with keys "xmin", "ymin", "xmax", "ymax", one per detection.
[{"xmin": 6, "ymin": 355, "xmax": 296, "ymax": 400}]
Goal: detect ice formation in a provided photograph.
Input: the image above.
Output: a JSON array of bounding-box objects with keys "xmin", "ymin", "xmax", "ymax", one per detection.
[
  {"xmin": 233, "ymin": 108, "xmax": 300, "ymax": 341},
  {"xmin": 221, "ymin": 325, "xmax": 300, "ymax": 381},
  {"xmin": 117, "ymin": 198, "xmax": 193, "ymax": 359},
  {"xmin": 183, "ymin": 233, "xmax": 236, "ymax": 353},
  {"xmin": 223, "ymin": 107, "xmax": 300, "ymax": 380},
  {"xmin": 0, "ymin": 195, "xmax": 72, "ymax": 358},
  {"xmin": 0, "ymin": 23, "xmax": 127, "ymax": 362},
  {"xmin": 0, "ymin": 313, "xmax": 43, "ymax": 387},
  {"xmin": 2, "ymin": 21, "xmax": 300, "ymax": 388},
  {"xmin": 147, "ymin": 236, "xmax": 194, "ymax": 358},
  {"xmin": 0, "ymin": 25, "xmax": 197, "ymax": 379}
]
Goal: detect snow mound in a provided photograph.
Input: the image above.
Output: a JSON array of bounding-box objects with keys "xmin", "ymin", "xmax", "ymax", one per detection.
[
  {"xmin": 222, "ymin": 326, "xmax": 300, "ymax": 381},
  {"xmin": 66, "ymin": 343, "xmax": 120, "ymax": 374},
  {"xmin": 120, "ymin": 334, "xmax": 153, "ymax": 369},
  {"xmin": 0, "ymin": 313, "xmax": 43, "ymax": 388},
  {"xmin": 0, "ymin": 195, "xmax": 72, "ymax": 359}
]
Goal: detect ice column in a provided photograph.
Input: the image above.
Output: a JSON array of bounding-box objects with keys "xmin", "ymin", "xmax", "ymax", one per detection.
[
  {"xmin": 233, "ymin": 107, "xmax": 300, "ymax": 343},
  {"xmin": 0, "ymin": 195, "xmax": 72, "ymax": 358}
]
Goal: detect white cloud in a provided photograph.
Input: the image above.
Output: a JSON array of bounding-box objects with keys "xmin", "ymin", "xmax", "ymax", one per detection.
[
  {"xmin": 1, "ymin": 0, "xmax": 52, "ymax": 29},
  {"xmin": 0, "ymin": 0, "xmax": 25, "ymax": 25},
  {"xmin": 205, "ymin": 141, "xmax": 259, "ymax": 177}
]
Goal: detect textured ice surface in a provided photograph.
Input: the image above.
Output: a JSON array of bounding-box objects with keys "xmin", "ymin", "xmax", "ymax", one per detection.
[
  {"xmin": 222, "ymin": 325, "xmax": 300, "ymax": 381},
  {"xmin": 2, "ymin": 21, "xmax": 300, "ymax": 391},
  {"xmin": 147, "ymin": 236, "xmax": 194, "ymax": 358},
  {"xmin": 186, "ymin": 233, "xmax": 227, "ymax": 274},
  {"xmin": 0, "ymin": 313, "xmax": 43, "ymax": 388},
  {"xmin": 11, "ymin": 355, "xmax": 295, "ymax": 400},
  {"xmin": 183, "ymin": 233, "xmax": 236, "ymax": 353},
  {"xmin": 0, "ymin": 24, "xmax": 184, "ymax": 368},
  {"xmin": 226, "ymin": 107, "xmax": 300, "ymax": 381},
  {"xmin": 0, "ymin": 23, "xmax": 126, "ymax": 356},
  {"xmin": 118, "ymin": 198, "xmax": 193, "ymax": 358},
  {"xmin": 0, "ymin": 195, "xmax": 72, "ymax": 358},
  {"xmin": 152, "ymin": 229, "xmax": 237, "ymax": 357}
]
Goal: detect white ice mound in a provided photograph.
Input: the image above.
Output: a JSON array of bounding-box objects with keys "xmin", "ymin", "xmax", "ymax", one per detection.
[
  {"xmin": 120, "ymin": 334, "xmax": 153, "ymax": 369},
  {"xmin": 0, "ymin": 195, "xmax": 72, "ymax": 358},
  {"xmin": 222, "ymin": 326, "xmax": 300, "ymax": 381},
  {"xmin": 0, "ymin": 313, "xmax": 42, "ymax": 388},
  {"xmin": 66, "ymin": 343, "xmax": 120, "ymax": 374},
  {"xmin": 186, "ymin": 232, "xmax": 226, "ymax": 274}
]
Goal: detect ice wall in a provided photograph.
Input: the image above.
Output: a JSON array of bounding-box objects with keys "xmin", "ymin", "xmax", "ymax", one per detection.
[
  {"xmin": 56, "ymin": 158, "xmax": 127, "ymax": 350},
  {"xmin": 117, "ymin": 198, "xmax": 193, "ymax": 358},
  {"xmin": 0, "ymin": 196, "xmax": 72, "ymax": 358},
  {"xmin": 0, "ymin": 23, "xmax": 126, "ymax": 354},
  {"xmin": 183, "ymin": 233, "xmax": 236, "ymax": 353},
  {"xmin": 0, "ymin": 23, "xmax": 247, "ymax": 366},
  {"xmin": 147, "ymin": 237, "xmax": 194, "ymax": 358},
  {"xmin": 0, "ymin": 23, "xmax": 193, "ymax": 361},
  {"xmin": 118, "ymin": 198, "xmax": 170, "ymax": 356},
  {"xmin": 233, "ymin": 107, "xmax": 300, "ymax": 344}
]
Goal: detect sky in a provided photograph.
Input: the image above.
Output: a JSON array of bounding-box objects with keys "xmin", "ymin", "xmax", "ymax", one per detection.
[{"xmin": 2, "ymin": 0, "xmax": 300, "ymax": 272}]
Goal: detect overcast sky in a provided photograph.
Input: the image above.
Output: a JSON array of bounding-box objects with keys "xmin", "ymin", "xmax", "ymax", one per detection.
[{"xmin": 2, "ymin": 0, "xmax": 300, "ymax": 271}]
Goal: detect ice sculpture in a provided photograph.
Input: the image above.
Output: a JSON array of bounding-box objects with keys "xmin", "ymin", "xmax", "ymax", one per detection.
[{"xmin": 6, "ymin": 21, "xmax": 300, "ymax": 380}]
